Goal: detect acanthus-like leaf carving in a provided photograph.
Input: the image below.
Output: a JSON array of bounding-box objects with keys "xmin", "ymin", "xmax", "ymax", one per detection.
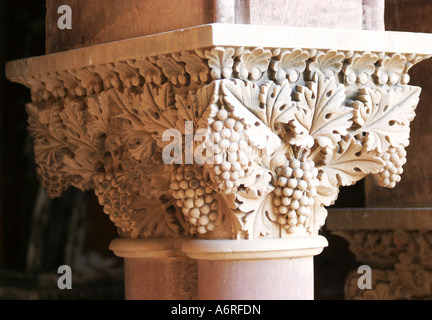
[
  {"xmin": 179, "ymin": 51, "xmax": 210, "ymax": 83},
  {"xmin": 235, "ymin": 47, "xmax": 272, "ymax": 81},
  {"xmin": 127, "ymin": 197, "xmax": 186, "ymax": 239},
  {"xmin": 352, "ymin": 86, "xmax": 421, "ymax": 153},
  {"xmin": 221, "ymin": 79, "xmax": 281, "ymax": 155},
  {"xmin": 107, "ymin": 61, "xmax": 142, "ymax": 88},
  {"xmin": 319, "ymin": 135, "xmax": 384, "ymax": 187},
  {"xmin": 110, "ymin": 83, "xmax": 178, "ymax": 153},
  {"xmin": 127, "ymin": 58, "xmax": 165, "ymax": 85},
  {"xmin": 375, "ymin": 53, "xmax": 407, "ymax": 85},
  {"xmin": 288, "ymin": 72, "xmax": 353, "ymax": 149},
  {"xmin": 205, "ymin": 47, "xmax": 236, "ymax": 79},
  {"xmin": 272, "ymin": 49, "xmax": 310, "ymax": 83},
  {"xmin": 257, "ymin": 80, "xmax": 298, "ymax": 131},
  {"xmin": 234, "ymin": 191, "xmax": 276, "ymax": 239},
  {"xmin": 157, "ymin": 55, "xmax": 189, "ymax": 86},
  {"xmin": 102, "ymin": 88, "xmax": 155, "ymax": 161},
  {"xmin": 16, "ymin": 45, "xmax": 429, "ymax": 240},
  {"xmin": 175, "ymin": 81, "xmax": 219, "ymax": 132},
  {"xmin": 308, "ymin": 50, "xmax": 345, "ymax": 78},
  {"xmin": 344, "ymin": 52, "xmax": 379, "ymax": 85},
  {"xmin": 26, "ymin": 100, "xmax": 66, "ymax": 163}
]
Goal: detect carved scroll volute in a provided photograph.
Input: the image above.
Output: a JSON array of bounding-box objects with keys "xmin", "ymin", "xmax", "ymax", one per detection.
[{"xmin": 15, "ymin": 47, "xmax": 429, "ymax": 240}]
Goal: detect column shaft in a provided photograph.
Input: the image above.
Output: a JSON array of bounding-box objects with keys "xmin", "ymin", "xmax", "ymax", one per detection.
[
  {"xmin": 110, "ymin": 238, "xmax": 197, "ymax": 300},
  {"xmin": 198, "ymin": 257, "xmax": 314, "ymax": 300},
  {"xmin": 124, "ymin": 257, "xmax": 196, "ymax": 300}
]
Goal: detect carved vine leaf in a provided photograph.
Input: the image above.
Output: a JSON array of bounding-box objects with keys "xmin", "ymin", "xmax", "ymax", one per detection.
[
  {"xmin": 221, "ymin": 79, "xmax": 282, "ymax": 156},
  {"xmin": 289, "ymin": 72, "xmax": 353, "ymax": 149},
  {"xmin": 60, "ymin": 98, "xmax": 99, "ymax": 151},
  {"xmin": 258, "ymin": 80, "xmax": 298, "ymax": 131},
  {"xmin": 58, "ymin": 98, "xmax": 106, "ymax": 188},
  {"xmin": 73, "ymin": 67, "xmax": 103, "ymax": 96},
  {"xmin": 107, "ymin": 62, "xmax": 142, "ymax": 88},
  {"xmin": 94, "ymin": 64, "xmax": 121, "ymax": 90},
  {"xmin": 238, "ymin": 164, "xmax": 274, "ymax": 198},
  {"xmin": 272, "ymin": 49, "xmax": 310, "ymax": 83},
  {"xmin": 126, "ymin": 197, "xmax": 186, "ymax": 239},
  {"xmin": 344, "ymin": 52, "xmax": 379, "ymax": 85},
  {"xmin": 157, "ymin": 55, "xmax": 188, "ymax": 86},
  {"xmin": 309, "ymin": 50, "xmax": 345, "ymax": 78},
  {"xmin": 319, "ymin": 135, "xmax": 384, "ymax": 187},
  {"xmin": 234, "ymin": 190, "xmax": 276, "ymax": 239},
  {"xmin": 26, "ymin": 101, "xmax": 66, "ymax": 163},
  {"xmin": 62, "ymin": 155, "xmax": 100, "ymax": 189},
  {"xmin": 352, "ymin": 86, "xmax": 421, "ymax": 153},
  {"xmin": 235, "ymin": 47, "xmax": 272, "ymax": 81},
  {"xmin": 121, "ymin": 151, "xmax": 171, "ymax": 199},
  {"xmin": 87, "ymin": 95, "xmax": 111, "ymax": 141},
  {"xmin": 102, "ymin": 88, "xmax": 155, "ymax": 161},
  {"xmin": 128, "ymin": 58, "xmax": 165, "ymax": 85},
  {"xmin": 305, "ymin": 166, "xmax": 340, "ymax": 233},
  {"xmin": 228, "ymin": 165, "xmax": 276, "ymax": 239},
  {"xmin": 375, "ymin": 53, "xmax": 407, "ymax": 85},
  {"xmin": 139, "ymin": 83, "xmax": 178, "ymax": 146},
  {"xmin": 175, "ymin": 81, "xmax": 219, "ymax": 133},
  {"xmin": 111, "ymin": 83, "xmax": 178, "ymax": 153},
  {"xmin": 179, "ymin": 51, "xmax": 210, "ymax": 83},
  {"xmin": 205, "ymin": 47, "xmax": 236, "ymax": 79}
]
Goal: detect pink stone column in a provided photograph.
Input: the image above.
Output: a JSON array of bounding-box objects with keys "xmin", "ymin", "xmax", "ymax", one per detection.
[
  {"xmin": 363, "ymin": 0, "xmax": 385, "ymax": 30},
  {"xmin": 110, "ymin": 239, "xmax": 197, "ymax": 300},
  {"xmin": 182, "ymin": 237, "xmax": 328, "ymax": 300}
]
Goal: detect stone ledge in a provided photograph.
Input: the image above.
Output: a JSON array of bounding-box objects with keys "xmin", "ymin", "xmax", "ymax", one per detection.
[
  {"xmin": 327, "ymin": 207, "xmax": 432, "ymax": 230},
  {"xmin": 7, "ymin": 23, "xmax": 432, "ymax": 80},
  {"xmin": 109, "ymin": 238, "xmax": 184, "ymax": 259},
  {"xmin": 182, "ymin": 236, "xmax": 328, "ymax": 260}
]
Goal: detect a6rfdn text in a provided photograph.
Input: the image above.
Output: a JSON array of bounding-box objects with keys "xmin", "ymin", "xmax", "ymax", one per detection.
[{"xmin": 171, "ymin": 304, "xmax": 261, "ymax": 317}]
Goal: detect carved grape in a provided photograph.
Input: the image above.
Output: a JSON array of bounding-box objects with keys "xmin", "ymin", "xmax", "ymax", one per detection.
[
  {"xmin": 171, "ymin": 165, "xmax": 219, "ymax": 235},
  {"xmin": 374, "ymin": 146, "xmax": 407, "ymax": 188},
  {"xmin": 273, "ymin": 158, "xmax": 319, "ymax": 233},
  {"xmin": 36, "ymin": 163, "xmax": 69, "ymax": 198},
  {"xmin": 204, "ymin": 108, "xmax": 253, "ymax": 194}
]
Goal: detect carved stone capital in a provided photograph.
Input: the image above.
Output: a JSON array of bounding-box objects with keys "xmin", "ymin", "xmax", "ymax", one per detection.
[{"xmin": 6, "ymin": 24, "xmax": 432, "ymax": 241}]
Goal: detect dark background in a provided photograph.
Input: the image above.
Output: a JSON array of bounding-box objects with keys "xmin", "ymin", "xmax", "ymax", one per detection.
[
  {"xmin": 0, "ymin": 0, "xmax": 46, "ymax": 271},
  {"xmin": 0, "ymin": 1, "xmax": 123, "ymax": 299}
]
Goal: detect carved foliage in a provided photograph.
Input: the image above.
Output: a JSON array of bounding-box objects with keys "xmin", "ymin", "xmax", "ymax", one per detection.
[
  {"xmin": 22, "ymin": 47, "xmax": 427, "ymax": 239},
  {"xmin": 352, "ymin": 86, "xmax": 420, "ymax": 153},
  {"xmin": 340, "ymin": 230, "xmax": 432, "ymax": 300}
]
